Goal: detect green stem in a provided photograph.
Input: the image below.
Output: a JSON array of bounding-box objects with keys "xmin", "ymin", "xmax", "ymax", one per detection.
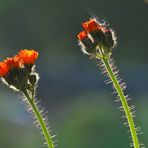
[
  {"xmin": 24, "ymin": 91, "xmax": 54, "ymax": 148},
  {"xmin": 100, "ymin": 55, "xmax": 139, "ymax": 148}
]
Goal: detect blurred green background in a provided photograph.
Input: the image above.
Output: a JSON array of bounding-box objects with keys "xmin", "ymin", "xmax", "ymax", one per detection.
[{"xmin": 0, "ymin": 0, "xmax": 148, "ymax": 148}]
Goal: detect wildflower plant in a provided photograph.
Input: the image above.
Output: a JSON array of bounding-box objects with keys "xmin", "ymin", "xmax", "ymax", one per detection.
[
  {"xmin": 77, "ymin": 18, "xmax": 144, "ymax": 148},
  {"xmin": 0, "ymin": 49, "xmax": 55, "ymax": 148}
]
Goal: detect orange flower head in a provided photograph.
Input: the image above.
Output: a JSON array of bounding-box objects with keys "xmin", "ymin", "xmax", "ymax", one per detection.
[
  {"xmin": 0, "ymin": 62, "xmax": 9, "ymax": 77},
  {"xmin": 4, "ymin": 55, "xmax": 23, "ymax": 69},
  {"xmin": 78, "ymin": 17, "xmax": 117, "ymax": 55},
  {"xmin": 18, "ymin": 49, "xmax": 38, "ymax": 65},
  {"xmin": 82, "ymin": 19, "xmax": 100, "ymax": 33},
  {"xmin": 0, "ymin": 49, "xmax": 39, "ymax": 91},
  {"xmin": 77, "ymin": 31, "xmax": 88, "ymax": 41}
]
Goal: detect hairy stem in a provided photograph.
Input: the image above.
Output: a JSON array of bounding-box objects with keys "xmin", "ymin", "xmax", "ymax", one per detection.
[
  {"xmin": 24, "ymin": 91, "xmax": 54, "ymax": 148},
  {"xmin": 99, "ymin": 54, "xmax": 139, "ymax": 148}
]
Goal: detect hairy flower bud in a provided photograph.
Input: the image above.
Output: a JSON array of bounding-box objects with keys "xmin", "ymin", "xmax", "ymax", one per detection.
[
  {"xmin": 77, "ymin": 18, "xmax": 116, "ymax": 55},
  {"xmin": 0, "ymin": 49, "xmax": 39, "ymax": 92}
]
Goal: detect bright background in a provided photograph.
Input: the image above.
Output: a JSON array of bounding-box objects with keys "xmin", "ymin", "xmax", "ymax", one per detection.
[{"xmin": 0, "ymin": 0, "xmax": 148, "ymax": 148}]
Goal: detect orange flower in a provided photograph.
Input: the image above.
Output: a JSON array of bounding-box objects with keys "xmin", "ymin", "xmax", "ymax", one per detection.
[
  {"xmin": 4, "ymin": 55, "xmax": 23, "ymax": 69},
  {"xmin": 77, "ymin": 31, "xmax": 88, "ymax": 41},
  {"xmin": 0, "ymin": 49, "xmax": 39, "ymax": 91},
  {"xmin": 78, "ymin": 18, "xmax": 116, "ymax": 53},
  {"xmin": 82, "ymin": 19, "xmax": 100, "ymax": 33},
  {"xmin": 0, "ymin": 62, "xmax": 9, "ymax": 77},
  {"xmin": 18, "ymin": 49, "xmax": 38, "ymax": 65}
]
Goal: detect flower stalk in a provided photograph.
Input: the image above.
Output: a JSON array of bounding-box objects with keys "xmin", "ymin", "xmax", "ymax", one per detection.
[
  {"xmin": 0, "ymin": 49, "xmax": 55, "ymax": 148},
  {"xmin": 97, "ymin": 46, "xmax": 139, "ymax": 148},
  {"xmin": 77, "ymin": 18, "xmax": 142, "ymax": 147},
  {"xmin": 23, "ymin": 90, "xmax": 55, "ymax": 148}
]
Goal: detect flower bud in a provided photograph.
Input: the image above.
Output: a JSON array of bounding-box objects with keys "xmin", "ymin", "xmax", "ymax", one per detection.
[
  {"xmin": 78, "ymin": 18, "xmax": 116, "ymax": 55},
  {"xmin": 0, "ymin": 49, "xmax": 39, "ymax": 92}
]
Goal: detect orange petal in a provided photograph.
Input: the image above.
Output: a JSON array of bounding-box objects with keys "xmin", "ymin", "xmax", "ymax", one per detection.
[
  {"xmin": 4, "ymin": 55, "xmax": 23, "ymax": 69},
  {"xmin": 82, "ymin": 19, "xmax": 100, "ymax": 33},
  {"xmin": 77, "ymin": 31, "xmax": 88, "ymax": 40},
  {"xmin": 18, "ymin": 49, "xmax": 38, "ymax": 64},
  {"xmin": 0, "ymin": 62, "xmax": 9, "ymax": 77}
]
